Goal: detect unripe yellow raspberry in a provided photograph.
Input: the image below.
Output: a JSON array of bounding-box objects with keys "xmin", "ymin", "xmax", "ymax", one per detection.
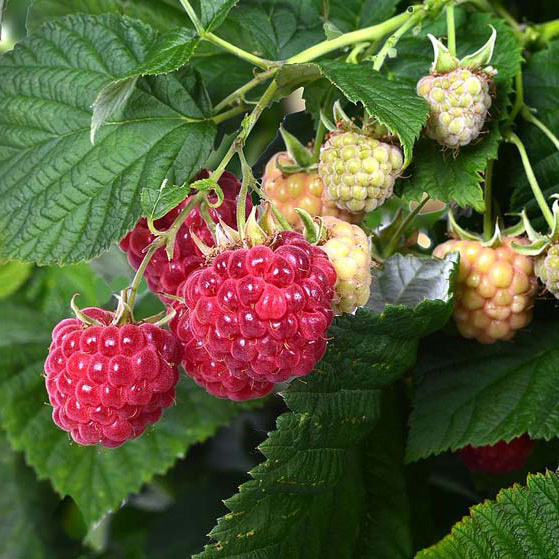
[
  {"xmin": 318, "ymin": 131, "xmax": 403, "ymax": 214},
  {"xmin": 433, "ymin": 239, "xmax": 537, "ymax": 344},
  {"xmin": 320, "ymin": 216, "xmax": 373, "ymax": 315},
  {"xmin": 535, "ymin": 244, "xmax": 559, "ymax": 299},
  {"xmin": 417, "ymin": 68, "xmax": 492, "ymax": 148},
  {"xmin": 262, "ymin": 153, "xmax": 363, "ymax": 228}
]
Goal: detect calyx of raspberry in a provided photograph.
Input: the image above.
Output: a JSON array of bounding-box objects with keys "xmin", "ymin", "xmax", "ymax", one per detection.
[{"xmin": 276, "ymin": 125, "xmax": 317, "ymax": 174}]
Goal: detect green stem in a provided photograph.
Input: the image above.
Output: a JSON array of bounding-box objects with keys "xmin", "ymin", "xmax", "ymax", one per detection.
[
  {"xmin": 313, "ymin": 118, "xmax": 327, "ymax": 161},
  {"xmin": 287, "ymin": 9, "xmax": 415, "ymax": 64},
  {"xmin": 213, "ymin": 68, "xmax": 278, "ymax": 114},
  {"xmin": 483, "ymin": 159, "xmax": 494, "ymax": 241},
  {"xmin": 212, "ymin": 104, "xmax": 251, "ymax": 124},
  {"xmin": 166, "ymin": 191, "xmax": 207, "ymax": 248},
  {"xmin": 204, "ymin": 32, "xmax": 272, "ymax": 70},
  {"xmin": 373, "ymin": 7, "xmax": 426, "ymax": 71},
  {"xmin": 127, "ymin": 238, "xmax": 165, "ymax": 312},
  {"xmin": 446, "ymin": 3, "xmax": 456, "ymax": 58},
  {"xmin": 211, "ymin": 80, "xmax": 279, "ymax": 182},
  {"xmin": 493, "ymin": 1, "xmax": 521, "ymax": 32},
  {"xmin": 536, "ymin": 18, "xmax": 559, "ymax": 45},
  {"xmin": 522, "ymin": 106, "xmax": 559, "ymax": 151},
  {"xmin": 506, "ymin": 72, "xmax": 524, "ymax": 127},
  {"xmin": 250, "ymin": 180, "xmax": 292, "ymax": 231},
  {"xmin": 199, "ymin": 202, "xmax": 217, "ymax": 239},
  {"xmin": 236, "ymin": 149, "xmax": 252, "ymax": 237},
  {"xmin": 383, "ymin": 196, "xmax": 430, "ymax": 258},
  {"xmin": 178, "ymin": 0, "xmax": 204, "ymax": 34},
  {"xmin": 506, "ymin": 131, "xmax": 554, "ymax": 229}
]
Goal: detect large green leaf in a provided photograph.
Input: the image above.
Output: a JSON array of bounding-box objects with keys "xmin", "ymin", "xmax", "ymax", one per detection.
[
  {"xmin": 0, "ymin": 303, "xmax": 240, "ymax": 527},
  {"xmin": 406, "ymin": 321, "xmax": 559, "ymax": 463},
  {"xmin": 195, "ymin": 254, "xmax": 455, "ymax": 559},
  {"xmin": 27, "ymin": 0, "xmax": 188, "ymax": 32},
  {"xmin": 0, "ymin": 14, "xmax": 216, "ymax": 265},
  {"xmin": 416, "ymin": 471, "xmax": 559, "ymax": 559}
]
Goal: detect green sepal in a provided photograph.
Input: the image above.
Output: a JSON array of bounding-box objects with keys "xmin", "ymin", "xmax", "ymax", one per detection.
[
  {"xmin": 332, "ymin": 99, "xmax": 357, "ymax": 131},
  {"xmin": 320, "ymin": 108, "xmax": 337, "ymax": 132},
  {"xmin": 427, "ymin": 34, "xmax": 459, "ymax": 74},
  {"xmin": 244, "ymin": 206, "xmax": 267, "ymax": 246},
  {"xmin": 502, "ymin": 212, "xmax": 529, "ymax": 238},
  {"xmin": 481, "ymin": 222, "xmax": 504, "ymax": 248},
  {"xmin": 279, "ymin": 125, "xmax": 315, "ymax": 169},
  {"xmin": 448, "ymin": 208, "xmax": 482, "ymax": 241},
  {"xmin": 295, "ymin": 208, "xmax": 325, "ymax": 245},
  {"xmin": 460, "ymin": 25, "xmax": 497, "ymax": 71},
  {"xmin": 511, "ymin": 239, "xmax": 549, "ymax": 256}
]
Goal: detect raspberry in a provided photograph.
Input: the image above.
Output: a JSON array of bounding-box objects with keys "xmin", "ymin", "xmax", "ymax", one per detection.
[
  {"xmin": 45, "ymin": 308, "xmax": 182, "ymax": 448},
  {"xmin": 433, "ymin": 239, "xmax": 537, "ymax": 344},
  {"xmin": 170, "ymin": 231, "xmax": 336, "ymax": 401},
  {"xmin": 535, "ymin": 243, "xmax": 559, "ymax": 298},
  {"xmin": 120, "ymin": 170, "xmax": 249, "ymax": 298},
  {"xmin": 320, "ymin": 216, "xmax": 372, "ymax": 315},
  {"xmin": 416, "ymin": 68, "xmax": 492, "ymax": 148},
  {"xmin": 458, "ymin": 435, "xmax": 535, "ymax": 474},
  {"xmin": 318, "ymin": 131, "xmax": 403, "ymax": 213},
  {"xmin": 262, "ymin": 152, "xmax": 362, "ymax": 227}
]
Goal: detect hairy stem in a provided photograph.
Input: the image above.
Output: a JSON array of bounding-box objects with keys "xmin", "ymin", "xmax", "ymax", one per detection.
[
  {"xmin": 446, "ymin": 3, "xmax": 456, "ymax": 58},
  {"xmin": 483, "ymin": 159, "xmax": 494, "ymax": 241},
  {"xmin": 373, "ymin": 7, "xmax": 426, "ymax": 71},
  {"xmin": 204, "ymin": 32, "xmax": 272, "ymax": 70},
  {"xmin": 287, "ymin": 10, "xmax": 415, "ymax": 64},
  {"xmin": 213, "ymin": 68, "xmax": 278, "ymax": 113},
  {"xmin": 127, "ymin": 238, "xmax": 165, "ymax": 312},
  {"xmin": 522, "ymin": 106, "xmax": 559, "ymax": 151},
  {"xmin": 199, "ymin": 202, "xmax": 217, "ymax": 239},
  {"xmin": 506, "ymin": 131, "xmax": 554, "ymax": 229}
]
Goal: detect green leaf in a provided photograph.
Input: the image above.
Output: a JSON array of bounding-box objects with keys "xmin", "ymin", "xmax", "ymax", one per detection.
[
  {"xmin": 0, "ymin": 261, "xmax": 33, "ymax": 299},
  {"xmin": 195, "ymin": 270, "xmax": 455, "ymax": 559},
  {"xmin": 0, "ymin": 303, "xmax": 241, "ymax": 527},
  {"xmin": 510, "ymin": 42, "xmax": 559, "ymax": 230},
  {"xmin": 406, "ymin": 321, "xmax": 559, "ymax": 463},
  {"xmin": 317, "ymin": 61, "xmax": 430, "ymax": 166},
  {"xmin": 416, "ymin": 471, "xmax": 559, "ymax": 559},
  {"xmin": 327, "ymin": 0, "xmax": 399, "ymax": 32},
  {"xmin": 141, "ymin": 180, "xmax": 191, "ymax": 221},
  {"xmin": 198, "ymin": 0, "xmax": 239, "ymax": 32},
  {"xmin": 27, "ymin": 0, "xmax": 188, "ymax": 33},
  {"xmin": 0, "ymin": 430, "xmax": 73, "ymax": 559},
  {"xmin": 92, "ymin": 28, "xmax": 201, "ymax": 142},
  {"xmin": 0, "ymin": 14, "xmax": 216, "ymax": 265},
  {"xmin": 404, "ymin": 125, "xmax": 501, "ymax": 211}
]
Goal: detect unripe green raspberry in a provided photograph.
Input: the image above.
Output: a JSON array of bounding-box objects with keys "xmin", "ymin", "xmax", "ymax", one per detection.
[
  {"xmin": 417, "ymin": 68, "xmax": 492, "ymax": 148},
  {"xmin": 320, "ymin": 216, "xmax": 372, "ymax": 315},
  {"xmin": 318, "ymin": 131, "xmax": 403, "ymax": 214},
  {"xmin": 433, "ymin": 239, "xmax": 537, "ymax": 344},
  {"xmin": 535, "ymin": 244, "xmax": 559, "ymax": 298}
]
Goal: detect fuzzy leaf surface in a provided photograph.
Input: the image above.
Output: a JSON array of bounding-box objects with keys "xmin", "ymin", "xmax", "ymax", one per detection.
[
  {"xmin": 195, "ymin": 255, "xmax": 455, "ymax": 559},
  {"xmin": 0, "ymin": 303, "xmax": 240, "ymax": 527},
  {"xmin": 407, "ymin": 322, "xmax": 559, "ymax": 462},
  {"xmin": 416, "ymin": 471, "xmax": 559, "ymax": 559},
  {"xmin": 0, "ymin": 14, "xmax": 216, "ymax": 264}
]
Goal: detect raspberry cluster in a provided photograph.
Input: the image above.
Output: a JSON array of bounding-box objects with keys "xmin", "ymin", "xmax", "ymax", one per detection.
[
  {"xmin": 45, "ymin": 308, "xmax": 182, "ymax": 447},
  {"xmin": 458, "ymin": 435, "xmax": 535, "ymax": 474},
  {"xmin": 417, "ymin": 69, "xmax": 492, "ymax": 148},
  {"xmin": 319, "ymin": 131, "xmax": 403, "ymax": 213},
  {"xmin": 262, "ymin": 152, "xmax": 362, "ymax": 227},
  {"xmin": 434, "ymin": 239, "xmax": 537, "ymax": 343},
  {"xmin": 320, "ymin": 216, "xmax": 372, "ymax": 314},
  {"xmin": 120, "ymin": 170, "xmax": 248, "ymax": 298},
  {"xmin": 170, "ymin": 231, "xmax": 336, "ymax": 400}
]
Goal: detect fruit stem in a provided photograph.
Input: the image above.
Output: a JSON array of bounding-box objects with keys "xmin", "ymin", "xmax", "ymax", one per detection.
[
  {"xmin": 178, "ymin": 0, "xmax": 272, "ymax": 69},
  {"xmin": 313, "ymin": 118, "xmax": 327, "ymax": 162},
  {"xmin": 249, "ymin": 180, "xmax": 292, "ymax": 231},
  {"xmin": 483, "ymin": 159, "xmax": 494, "ymax": 241},
  {"xmin": 287, "ymin": 9, "xmax": 415, "ymax": 64},
  {"xmin": 505, "ymin": 131, "xmax": 554, "ymax": 229},
  {"xmin": 506, "ymin": 72, "xmax": 524, "ymax": 128},
  {"xmin": 446, "ymin": 3, "xmax": 456, "ymax": 58},
  {"xmin": 521, "ymin": 106, "xmax": 559, "ymax": 152},
  {"xmin": 535, "ymin": 18, "xmax": 559, "ymax": 45},
  {"xmin": 382, "ymin": 195, "xmax": 430, "ymax": 258},
  {"xmin": 199, "ymin": 202, "xmax": 217, "ymax": 240},
  {"xmin": 373, "ymin": 6, "xmax": 426, "ymax": 72},
  {"xmin": 212, "ymin": 104, "xmax": 251, "ymax": 124},
  {"xmin": 236, "ymin": 148, "xmax": 252, "ymax": 238},
  {"xmin": 213, "ymin": 68, "xmax": 278, "ymax": 114}
]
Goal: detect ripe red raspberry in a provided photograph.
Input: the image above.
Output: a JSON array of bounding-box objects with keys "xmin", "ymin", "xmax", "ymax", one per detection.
[
  {"xmin": 458, "ymin": 435, "xmax": 535, "ymax": 474},
  {"xmin": 119, "ymin": 170, "xmax": 249, "ymax": 298},
  {"xmin": 170, "ymin": 231, "xmax": 336, "ymax": 401},
  {"xmin": 45, "ymin": 308, "xmax": 183, "ymax": 448}
]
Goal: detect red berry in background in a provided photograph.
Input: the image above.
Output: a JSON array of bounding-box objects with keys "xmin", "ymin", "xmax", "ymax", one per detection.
[
  {"xmin": 119, "ymin": 170, "xmax": 250, "ymax": 298},
  {"xmin": 458, "ymin": 435, "xmax": 535, "ymax": 474},
  {"xmin": 170, "ymin": 231, "xmax": 337, "ymax": 401},
  {"xmin": 45, "ymin": 308, "xmax": 183, "ymax": 448}
]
